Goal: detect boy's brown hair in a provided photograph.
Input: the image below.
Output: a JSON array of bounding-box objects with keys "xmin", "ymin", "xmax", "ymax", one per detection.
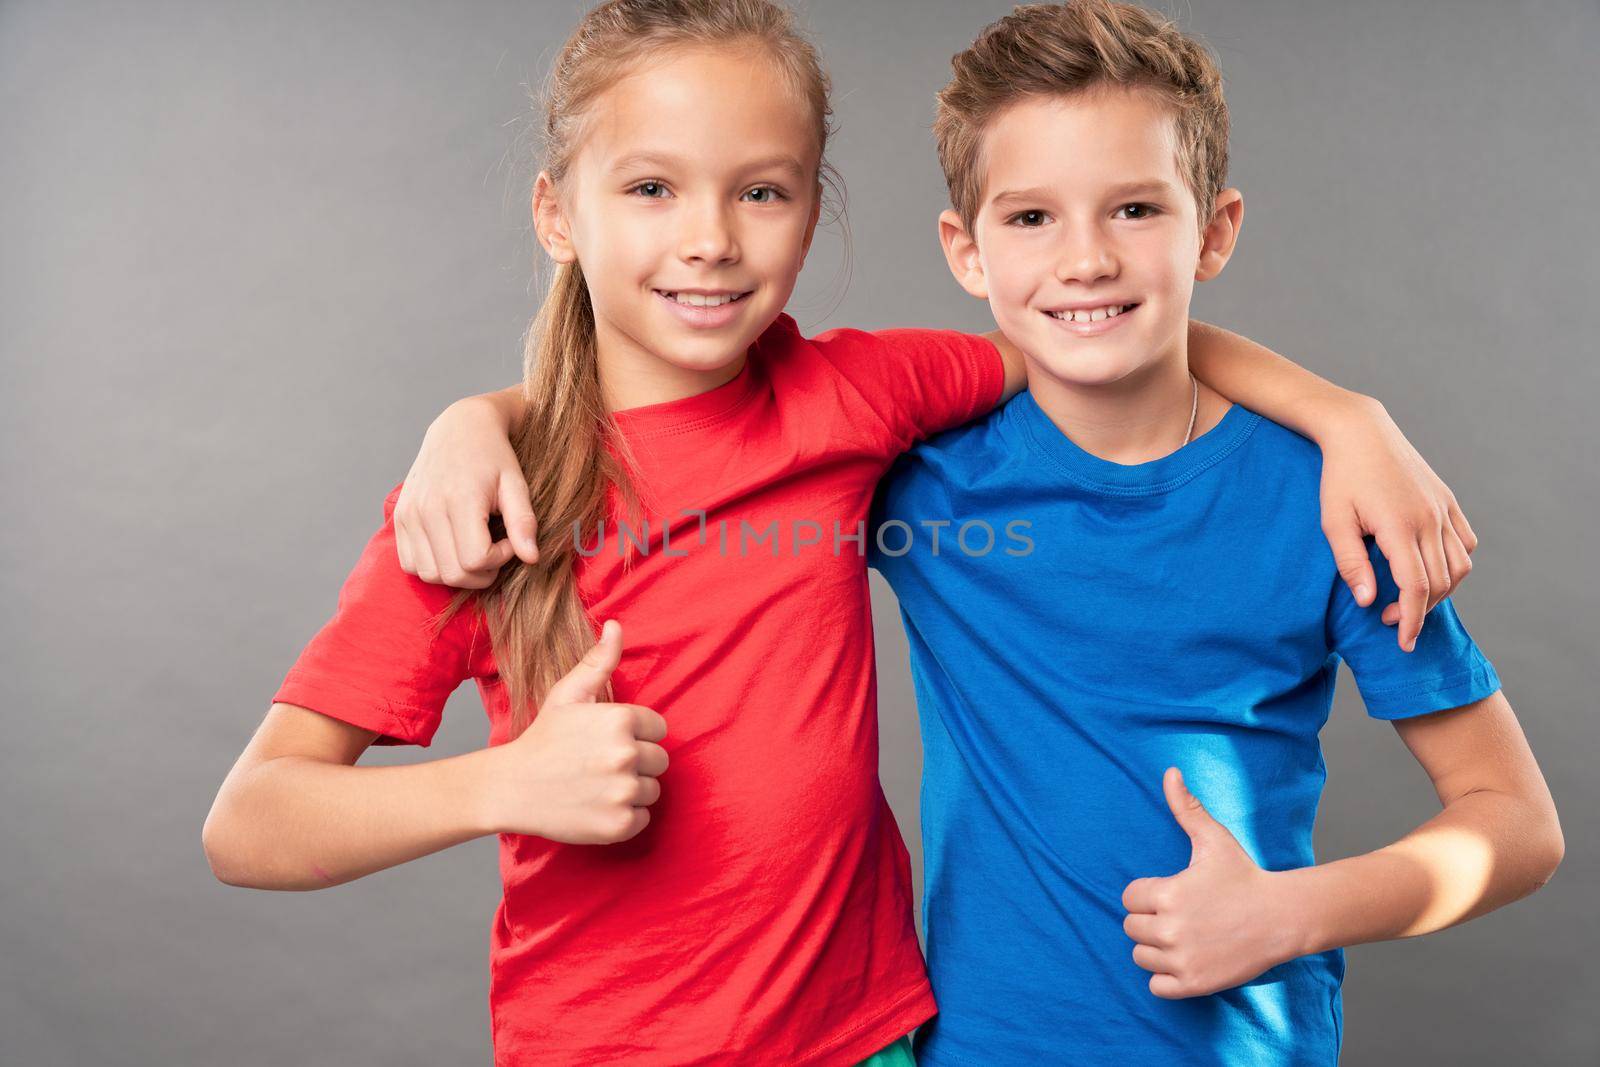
[{"xmin": 934, "ymin": 0, "xmax": 1229, "ymax": 234}]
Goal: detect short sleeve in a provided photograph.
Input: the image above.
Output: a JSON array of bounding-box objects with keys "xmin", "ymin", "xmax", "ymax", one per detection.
[
  {"xmin": 271, "ymin": 481, "xmax": 486, "ymax": 746},
  {"xmin": 811, "ymin": 326, "xmax": 1005, "ymax": 453},
  {"xmin": 1327, "ymin": 540, "xmax": 1501, "ymax": 720}
]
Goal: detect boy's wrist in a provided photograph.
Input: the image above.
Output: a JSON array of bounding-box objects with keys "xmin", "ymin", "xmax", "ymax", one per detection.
[
  {"xmin": 442, "ymin": 387, "xmax": 521, "ymax": 437},
  {"xmin": 1268, "ymin": 866, "xmax": 1333, "ymax": 960}
]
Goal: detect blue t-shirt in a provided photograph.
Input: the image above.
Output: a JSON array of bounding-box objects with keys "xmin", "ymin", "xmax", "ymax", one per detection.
[{"xmin": 869, "ymin": 391, "xmax": 1501, "ymax": 1067}]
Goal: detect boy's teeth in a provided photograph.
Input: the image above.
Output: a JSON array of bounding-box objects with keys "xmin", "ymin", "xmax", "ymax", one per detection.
[{"xmin": 1050, "ymin": 304, "xmax": 1130, "ymax": 323}]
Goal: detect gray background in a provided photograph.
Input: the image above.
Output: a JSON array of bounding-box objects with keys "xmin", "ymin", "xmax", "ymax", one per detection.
[{"xmin": 2, "ymin": 1, "xmax": 1595, "ymax": 1063}]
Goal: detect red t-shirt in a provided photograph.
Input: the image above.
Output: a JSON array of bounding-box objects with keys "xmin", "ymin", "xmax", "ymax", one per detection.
[{"xmin": 273, "ymin": 313, "xmax": 1004, "ymax": 1065}]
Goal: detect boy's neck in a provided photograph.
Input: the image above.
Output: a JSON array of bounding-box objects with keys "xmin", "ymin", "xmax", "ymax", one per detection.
[{"xmin": 1025, "ymin": 342, "xmax": 1231, "ymax": 466}]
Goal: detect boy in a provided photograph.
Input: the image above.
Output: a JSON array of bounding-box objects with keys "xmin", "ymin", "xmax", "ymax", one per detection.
[{"xmin": 865, "ymin": 2, "xmax": 1561, "ymax": 1063}]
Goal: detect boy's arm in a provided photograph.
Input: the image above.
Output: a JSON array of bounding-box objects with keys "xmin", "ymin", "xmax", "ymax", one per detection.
[
  {"xmin": 1120, "ymin": 693, "xmax": 1563, "ymax": 999},
  {"xmin": 392, "ymin": 384, "xmax": 535, "ymax": 587},
  {"xmin": 1185, "ymin": 320, "xmax": 1477, "ymax": 652}
]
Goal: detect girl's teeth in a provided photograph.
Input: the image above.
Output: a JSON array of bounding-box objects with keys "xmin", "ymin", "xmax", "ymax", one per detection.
[{"xmin": 667, "ymin": 292, "xmax": 737, "ymax": 307}]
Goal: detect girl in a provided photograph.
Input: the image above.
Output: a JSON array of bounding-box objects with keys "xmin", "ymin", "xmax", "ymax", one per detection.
[{"xmin": 204, "ymin": 1, "xmax": 1474, "ymax": 1064}]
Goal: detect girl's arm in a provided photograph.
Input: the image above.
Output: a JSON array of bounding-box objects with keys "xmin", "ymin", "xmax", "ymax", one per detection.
[
  {"xmin": 1120, "ymin": 692, "xmax": 1563, "ymax": 999},
  {"xmin": 984, "ymin": 321, "xmax": 1475, "ymax": 651},
  {"xmin": 203, "ymin": 623, "xmax": 668, "ymax": 890},
  {"xmin": 1186, "ymin": 320, "xmax": 1477, "ymax": 651},
  {"xmin": 202, "ymin": 702, "xmax": 501, "ymax": 890}
]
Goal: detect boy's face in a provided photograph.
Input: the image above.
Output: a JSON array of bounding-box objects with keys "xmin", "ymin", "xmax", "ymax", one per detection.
[{"xmin": 940, "ymin": 87, "xmax": 1241, "ymax": 389}]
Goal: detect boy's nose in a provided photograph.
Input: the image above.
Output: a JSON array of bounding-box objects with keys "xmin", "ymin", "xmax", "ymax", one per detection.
[{"xmin": 1054, "ymin": 230, "xmax": 1118, "ymax": 285}]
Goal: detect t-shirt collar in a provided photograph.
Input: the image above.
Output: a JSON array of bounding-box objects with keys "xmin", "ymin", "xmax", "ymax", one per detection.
[{"xmin": 1010, "ymin": 387, "xmax": 1260, "ymax": 496}]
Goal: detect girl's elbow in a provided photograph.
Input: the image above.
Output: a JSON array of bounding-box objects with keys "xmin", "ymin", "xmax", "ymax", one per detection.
[{"xmin": 201, "ymin": 809, "xmax": 251, "ymax": 887}]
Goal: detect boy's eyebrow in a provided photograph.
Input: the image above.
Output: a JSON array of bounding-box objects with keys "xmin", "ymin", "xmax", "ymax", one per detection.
[
  {"xmin": 608, "ymin": 150, "xmax": 810, "ymax": 180},
  {"xmin": 988, "ymin": 179, "xmax": 1182, "ymax": 208},
  {"xmin": 988, "ymin": 185, "xmax": 1056, "ymax": 209},
  {"xmin": 1103, "ymin": 179, "xmax": 1182, "ymax": 200}
]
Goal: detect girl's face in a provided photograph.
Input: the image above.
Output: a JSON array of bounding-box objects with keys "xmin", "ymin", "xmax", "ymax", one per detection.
[{"xmin": 536, "ymin": 46, "xmax": 823, "ymax": 401}]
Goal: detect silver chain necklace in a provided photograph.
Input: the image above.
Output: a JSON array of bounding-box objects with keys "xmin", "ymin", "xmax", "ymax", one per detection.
[{"xmin": 1181, "ymin": 372, "xmax": 1199, "ymax": 446}]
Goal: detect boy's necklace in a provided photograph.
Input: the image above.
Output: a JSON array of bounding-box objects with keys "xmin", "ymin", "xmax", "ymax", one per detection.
[{"xmin": 1182, "ymin": 373, "xmax": 1199, "ymax": 446}]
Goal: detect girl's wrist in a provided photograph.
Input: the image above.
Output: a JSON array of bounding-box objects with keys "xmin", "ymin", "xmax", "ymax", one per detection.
[
  {"xmin": 1312, "ymin": 390, "xmax": 1388, "ymax": 447},
  {"xmin": 460, "ymin": 745, "xmax": 510, "ymax": 838}
]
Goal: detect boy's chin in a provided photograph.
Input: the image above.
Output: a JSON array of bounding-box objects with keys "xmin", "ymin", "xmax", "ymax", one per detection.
[{"xmin": 1023, "ymin": 345, "xmax": 1152, "ymax": 391}]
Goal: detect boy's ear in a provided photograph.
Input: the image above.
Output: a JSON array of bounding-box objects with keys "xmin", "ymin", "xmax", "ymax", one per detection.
[
  {"xmin": 1195, "ymin": 188, "xmax": 1243, "ymax": 282},
  {"xmin": 532, "ymin": 171, "xmax": 577, "ymax": 264},
  {"xmin": 938, "ymin": 208, "xmax": 989, "ymax": 300}
]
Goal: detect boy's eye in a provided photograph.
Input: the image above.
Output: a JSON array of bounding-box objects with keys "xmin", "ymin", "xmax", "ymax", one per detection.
[
  {"xmin": 1008, "ymin": 210, "xmax": 1050, "ymax": 227},
  {"xmin": 742, "ymin": 185, "xmax": 787, "ymax": 204},
  {"xmin": 629, "ymin": 180, "xmax": 671, "ymax": 198},
  {"xmin": 1114, "ymin": 202, "xmax": 1159, "ymax": 219}
]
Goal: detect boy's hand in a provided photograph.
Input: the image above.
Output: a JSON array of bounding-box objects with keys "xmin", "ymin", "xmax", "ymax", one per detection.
[
  {"xmin": 477, "ymin": 620, "xmax": 668, "ymax": 844},
  {"xmin": 1319, "ymin": 396, "xmax": 1476, "ymax": 652},
  {"xmin": 1121, "ymin": 768, "xmax": 1300, "ymax": 999},
  {"xmin": 395, "ymin": 393, "xmax": 538, "ymax": 588}
]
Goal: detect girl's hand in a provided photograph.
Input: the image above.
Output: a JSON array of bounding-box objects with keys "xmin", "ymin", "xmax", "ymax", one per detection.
[
  {"xmin": 1319, "ymin": 395, "xmax": 1477, "ymax": 652},
  {"xmin": 477, "ymin": 621, "xmax": 668, "ymax": 844},
  {"xmin": 1121, "ymin": 769, "xmax": 1300, "ymax": 999},
  {"xmin": 395, "ymin": 392, "xmax": 538, "ymax": 589}
]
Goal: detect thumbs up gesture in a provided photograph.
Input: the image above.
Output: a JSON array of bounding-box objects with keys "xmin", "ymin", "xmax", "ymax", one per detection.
[
  {"xmin": 1120, "ymin": 767, "xmax": 1299, "ymax": 999},
  {"xmin": 478, "ymin": 620, "xmax": 669, "ymax": 844}
]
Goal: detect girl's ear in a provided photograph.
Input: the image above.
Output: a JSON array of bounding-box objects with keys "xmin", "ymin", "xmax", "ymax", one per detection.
[
  {"xmin": 1195, "ymin": 189, "xmax": 1243, "ymax": 282},
  {"xmin": 533, "ymin": 172, "xmax": 577, "ymax": 264},
  {"xmin": 798, "ymin": 181, "xmax": 823, "ymax": 263},
  {"xmin": 938, "ymin": 209, "xmax": 989, "ymax": 300}
]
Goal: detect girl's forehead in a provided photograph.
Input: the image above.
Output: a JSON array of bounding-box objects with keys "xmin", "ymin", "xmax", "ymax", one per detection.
[{"xmin": 576, "ymin": 45, "xmax": 822, "ymax": 174}]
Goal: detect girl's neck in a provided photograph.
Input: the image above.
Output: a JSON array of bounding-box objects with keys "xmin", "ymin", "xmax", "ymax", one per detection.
[
  {"xmin": 1026, "ymin": 344, "xmax": 1229, "ymax": 465},
  {"xmin": 594, "ymin": 324, "xmax": 748, "ymax": 414}
]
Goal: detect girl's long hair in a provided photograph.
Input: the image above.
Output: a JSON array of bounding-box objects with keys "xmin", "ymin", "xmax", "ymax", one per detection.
[{"xmin": 435, "ymin": 0, "xmax": 840, "ymax": 735}]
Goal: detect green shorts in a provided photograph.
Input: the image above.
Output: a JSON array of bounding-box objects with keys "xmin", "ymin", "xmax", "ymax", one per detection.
[{"xmin": 854, "ymin": 1033, "xmax": 916, "ymax": 1067}]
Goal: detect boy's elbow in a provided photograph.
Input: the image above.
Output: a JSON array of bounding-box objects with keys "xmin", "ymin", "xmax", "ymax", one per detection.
[{"xmin": 1531, "ymin": 804, "xmax": 1565, "ymax": 891}]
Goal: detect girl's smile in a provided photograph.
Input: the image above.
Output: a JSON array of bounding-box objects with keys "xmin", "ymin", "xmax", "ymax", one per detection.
[{"xmin": 653, "ymin": 287, "xmax": 756, "ymax": 329}]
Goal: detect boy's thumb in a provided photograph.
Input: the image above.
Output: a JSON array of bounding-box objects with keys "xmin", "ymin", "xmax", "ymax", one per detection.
[
  {"xmin": 543, "ymin": 619, "xmax": 622, "ymax": 706},
  {"xmin": 1163, "ymin": 767, "xmax": 1224, "ymax": 857},
  {"xmin": 498, "ymin": 469, "xmax": 539, "ymax": 565}
]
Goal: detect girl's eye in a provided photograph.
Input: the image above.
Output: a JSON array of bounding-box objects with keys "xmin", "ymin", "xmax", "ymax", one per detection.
[
  {"xmin": 742, "ymin": 186, "xmax": 787, "ymax": 204},
  {"xmin": 629, "ymin": 181, "xmax": 670, "ymax": 198},
  {"xmin": 1008, "ymin": 210, "xmax": 1050, "ymax": 227},
  {"xmin": 1115, "ymin": 203, "xmax": 1159, "ymax": 220}
]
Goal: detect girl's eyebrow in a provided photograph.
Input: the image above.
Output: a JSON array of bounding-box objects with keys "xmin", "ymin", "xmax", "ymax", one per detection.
[
  {"xmin": 608, "ymin": 150, "xmax": 685, "ymax": 175},
  {"xmin": 608, "ymin": 150, "xmax": 808, "ymax": 180}
]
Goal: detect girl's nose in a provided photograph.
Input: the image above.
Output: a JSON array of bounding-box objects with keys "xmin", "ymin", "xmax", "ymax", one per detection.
[{"xmin": 678, "ymin": 200, "xmax": 739, "ymax": 264}]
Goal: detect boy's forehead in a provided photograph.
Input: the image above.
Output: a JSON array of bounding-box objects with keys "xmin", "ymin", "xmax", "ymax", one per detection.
[{"xmin": 979, "ymin": 89, "xmax": 1186, "ymax": 204}]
